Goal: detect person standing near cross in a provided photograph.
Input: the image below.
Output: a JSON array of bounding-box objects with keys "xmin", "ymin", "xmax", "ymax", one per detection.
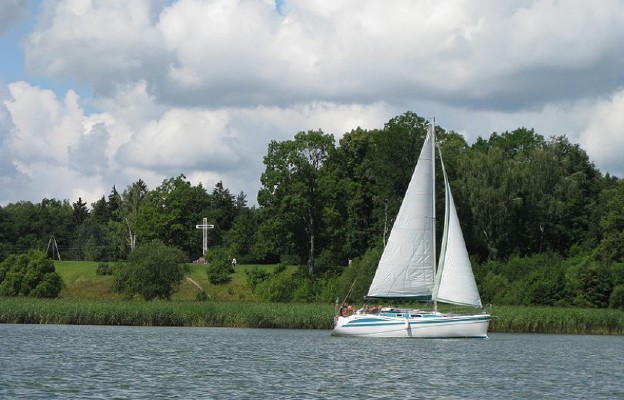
[{"xmin": 195, "ymin": 217, "xmax": 214, "ymax": 256}]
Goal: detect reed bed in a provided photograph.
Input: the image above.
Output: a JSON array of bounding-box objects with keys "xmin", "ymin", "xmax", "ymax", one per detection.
[
  {"xmin": 490, "ymin": 305, "xmax": 624, "ymax": 335},
  {"xmin": 0, "ymin": 298, "xmax": 335, "ymax": 329},
  {"xmin": 1, "ymin": 298, "xmax": 622, "ymax": 334}
]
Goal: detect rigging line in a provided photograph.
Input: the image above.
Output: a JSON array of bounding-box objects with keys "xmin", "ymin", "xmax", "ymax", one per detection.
[{"xmin": 341, "ymin": 279, "xmax": 356, "ymax": 306}]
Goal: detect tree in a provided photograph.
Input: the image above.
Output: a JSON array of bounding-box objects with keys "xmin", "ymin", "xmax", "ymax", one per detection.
[
  {"xmin": 70, "ymin": 196, "xmax": 113, "ymax": 262},
  {"xmin": 224, "ymin": 207, "xmax": 258, "ymax": 263},
  {"xmin": 107, "ymin": 185, "xmax": 121, "ymax": 220},
  {"xmin": 72, "ymin": 197, "xmax": 89, "ymax": 226},
  {"xmin": 594, "ymin": 181, "xmax": 624, "ymax": 263},
  {"xmin": 136, "ymin": 175, "xmax": 210, "ymax": 258},
  {"xmin": 205, "ymin": 181, "xmax": 239, "ymax": 248},
  {"xmin": 112, "ymin": 240, "xmax": 187, "ymax": 300},
  {"xmin": 119, "ymin": 179, "xmax": 148, "ymax": 251},
  {"xmin": 565, "ymin": 258, "xmax": 612, "ymax": 308},
  {"xmin": 0, "ymin": 250, "xmax": 62, "ymax": 298},
  {"xmin": 458, "ymin": 130, "xmax": 603, "ymax": 261},
  {"xmin": 258, "ymin": 130, "xmax": 335, "ymax": 274},
  {"xmin": 111, "ymin": 179, "xmax": 148, "ymax": 256},
  {"xmin": 324, "ymin": 127, "xmax": 376, "ymax": 263}
]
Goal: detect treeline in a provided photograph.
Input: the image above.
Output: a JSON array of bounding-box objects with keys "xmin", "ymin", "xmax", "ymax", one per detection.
[{"xmin": 1, "ymin": 111, "xmax": 623, "ymax": 308}]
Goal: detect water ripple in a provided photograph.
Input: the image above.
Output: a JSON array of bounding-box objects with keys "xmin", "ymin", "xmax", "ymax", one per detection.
[{"xmin": 0, "ymin": 325, "xmax": 622, "ymax": 399}]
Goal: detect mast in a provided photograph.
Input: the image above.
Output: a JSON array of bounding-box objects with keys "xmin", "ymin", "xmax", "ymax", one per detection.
[{"xmin": 431, "ymin": 118, "xmax": 438, "ymax": 313}]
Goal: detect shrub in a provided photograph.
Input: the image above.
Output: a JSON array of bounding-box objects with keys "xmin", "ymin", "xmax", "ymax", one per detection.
[
  {"xmin": 245, "ymin": 267, "xmax": 270, "ymax": 290},
  {"xmin": 112, "ymin": 240, "xmax": 188, "ymax": 300},
  {"xmin": 609, "ymin": 285, "xmax": 624, "ymax": 309},
  {"xmin": 0, "ymin": 250, "xmax": 62, "ymax": 298},
  {"xmin": 96, "ymin": 262, "xmax": 113, "ymax": 276},
  {"xmin": 206, "ymin": 259, "xmax": 234, "ymax": 284},
  {"xmin": 205, "ymin": 246, "xmax": 235, "ymax": 284},
  {"xmin": 255, "ymin": 268, "xmax": 295, "ymax": 302}
]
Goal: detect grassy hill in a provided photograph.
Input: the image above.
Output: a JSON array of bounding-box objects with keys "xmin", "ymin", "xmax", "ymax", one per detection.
[{"xmin": 55, "ymin": 260, "xmax": 284, "ymax": 302}]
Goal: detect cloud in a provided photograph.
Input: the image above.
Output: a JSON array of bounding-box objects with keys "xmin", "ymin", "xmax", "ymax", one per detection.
[
  {"xmin": 22, "ymin": 1, "xmax": 624, "ymax": 111},
  {"xmin": 580, "ymin": 90, "xmax": 624, "ymax": 178},
  {"xmin": 69, "ymin": 122, "xmax": 110, "ymax": 176},
  {"xmin": 116, "ymin": 108, "xmax": 243, "ymax": 172},
  {"xmin": 0, "ymin": 90, "xmax": 19, "ymax": 178},
  {"xmin": 0, "ymin": 0, "xmax": 28, "ymax": 35},
  {"xmin": 3, "ymin": 81, "xmax": 83, "ymax": 165},
  {"xmin": 24, "ymin": 1, "xmax": 165, "ymax": 95},
  {"xmin": 4, "ymin": 0, "xmax": 624, "ymax": 206},
  {"xmin": 0, "ymin": 81, "xmax": 106, "ymax": 204}
]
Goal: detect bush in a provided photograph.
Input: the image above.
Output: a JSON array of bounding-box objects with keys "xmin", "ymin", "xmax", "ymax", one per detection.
[
  {"xmin": 0, "ymin": 250, "xmax": 62, "ymax": 298},
  {"xmin": 112, "ymin": 240, "xmax": 188, "ymax": 300},
  {"xmin": 96, "ymin": 262, "xmax": 113, "ymax": 276},
  {"xmin": 204, "ymin": 246, "xmax": 235, "ymax": 284},
  {"xmin": 30, "ymin": 273, "xmax": 63, "ymax": 298},
  {"xmin": 255, "ymin": 267, "xmax": 295, "ymax": 302},
  {"xmin": 245, "ymin": 267, "xmax": 270, "ymax": 290},
  {"xmin": 206, "ymin": 259, "xmax": 234, "ymax": 284},
  {"xmin": 566, "ymin": 258, "xmax": 612, "ymax": 308},
  {"xmin": 609, "ymin": 285, "xmax": 624, "ymax": 309}
]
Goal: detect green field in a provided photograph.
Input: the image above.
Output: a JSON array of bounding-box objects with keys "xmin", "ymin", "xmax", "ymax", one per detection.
[
  {"xmin": 55, "ymin": 260, "xmax": 282, "ymax": 302},
  {"xmin": 1, "ymin": 260, "xmax": 622, "ymax": 334}
]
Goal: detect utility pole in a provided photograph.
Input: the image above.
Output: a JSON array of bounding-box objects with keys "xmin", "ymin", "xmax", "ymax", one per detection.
[{"xmin": 46, "ymin": 236, "xmax": 61, "ymax": 260}]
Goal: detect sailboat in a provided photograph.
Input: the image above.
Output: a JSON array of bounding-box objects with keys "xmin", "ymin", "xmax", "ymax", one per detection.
[{"xmin": 331, "ymin": 119, "xmax": 490, "ymax": 338}]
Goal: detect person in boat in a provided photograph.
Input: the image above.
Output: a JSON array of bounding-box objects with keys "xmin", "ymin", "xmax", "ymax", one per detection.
[{"xmin": 339, "ymin": 304, "xmax": 349, "ymax": 317}]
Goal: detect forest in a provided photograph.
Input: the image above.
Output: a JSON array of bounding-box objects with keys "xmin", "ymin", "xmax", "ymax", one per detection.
[{"xmin": 1, "ymin": 111, "xmax": 623, "ymax": 309}]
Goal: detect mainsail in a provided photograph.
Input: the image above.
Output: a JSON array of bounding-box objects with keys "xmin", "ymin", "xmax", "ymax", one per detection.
[{"xmin": 366, "ymin": 124, "xmax": 435, "ymax": 299}]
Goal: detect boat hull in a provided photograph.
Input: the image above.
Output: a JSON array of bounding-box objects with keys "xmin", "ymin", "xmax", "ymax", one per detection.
[{"xmin": 331, "ymin": 314, "xmax": 490, "ymax": 338}]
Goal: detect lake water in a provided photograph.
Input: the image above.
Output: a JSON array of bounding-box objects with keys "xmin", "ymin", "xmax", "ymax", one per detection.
[{"xmin": 0, "ymin": 324, "xmax": 622, "ymax": 399}]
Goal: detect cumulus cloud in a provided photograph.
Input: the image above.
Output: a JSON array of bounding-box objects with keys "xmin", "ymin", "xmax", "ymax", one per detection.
[
  {"xmin": 24, "ymin": 1, "xmax": 165, "ymax": 95},
  {"xmin": 0, "ymin": 82, "xmax": 103, "ymax": 204},
  {"xmin": 116, "ymin": 108, "xmax": 243, "ymax": 172},
  {"xmin": 2, "ymin": 0, "xmax": 624, "ymax": 206},
  {"xmin": 4, "ymin": 82, "xmax": 83, "ymax": 165},
  {"xmin": 580, "ymin": 90, "xmax": 624, "ymax": 178}
]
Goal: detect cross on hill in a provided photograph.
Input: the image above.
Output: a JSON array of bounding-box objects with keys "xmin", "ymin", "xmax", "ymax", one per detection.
[{"xmin": 195, "ymin": 217, "xmax": 214, "ymax": 256}]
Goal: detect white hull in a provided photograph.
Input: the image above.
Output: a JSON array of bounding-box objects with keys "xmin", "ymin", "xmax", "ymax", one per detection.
[{"xmin": 331, "ymin": 313, "xmax": 490, "ymax": 338}]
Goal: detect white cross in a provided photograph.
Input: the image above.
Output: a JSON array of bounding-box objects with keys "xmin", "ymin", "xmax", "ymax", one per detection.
[{"xmin": 195, "ymin": 217, "xmax": 214, "ymax": 256}]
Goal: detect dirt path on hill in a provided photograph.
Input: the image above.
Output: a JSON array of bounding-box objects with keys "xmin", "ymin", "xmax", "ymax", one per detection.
[{"xmin": 185, "ymin": 276, "xmax": 203, "ymax": 291}]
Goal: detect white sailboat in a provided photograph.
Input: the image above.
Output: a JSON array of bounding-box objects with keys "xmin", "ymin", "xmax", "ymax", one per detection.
[{"xmin": 331, "ymin": 119, "xmax": 490, "ymax": 338}]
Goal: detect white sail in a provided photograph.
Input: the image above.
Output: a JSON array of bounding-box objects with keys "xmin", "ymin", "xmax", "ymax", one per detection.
[
  {"xmin": 366, "ymin": 125, "xmax": 435, "ymax": 299},
  {"xmin": 433, "ymin": 150, "xmax": 482, "ymax": 307}
]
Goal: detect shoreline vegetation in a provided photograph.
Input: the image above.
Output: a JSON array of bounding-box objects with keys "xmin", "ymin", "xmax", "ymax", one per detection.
[
  {"xmin": 1, "ymin": 299, "xmax": 623, "ymax": 335},
  {"xmin": 1, "ymin": 260, "xmax": 622, "ymax": 335}
]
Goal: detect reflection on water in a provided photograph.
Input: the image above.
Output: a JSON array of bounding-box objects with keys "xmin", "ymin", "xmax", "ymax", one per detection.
[{"xmin": 0, "ymin": 324, "xmax": 622, "ymax": 399}]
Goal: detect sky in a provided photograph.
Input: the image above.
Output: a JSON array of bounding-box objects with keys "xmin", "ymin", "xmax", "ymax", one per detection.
[{"xmin": 1, "ymin": 0, "xmax": 623, "ymax": 207}]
